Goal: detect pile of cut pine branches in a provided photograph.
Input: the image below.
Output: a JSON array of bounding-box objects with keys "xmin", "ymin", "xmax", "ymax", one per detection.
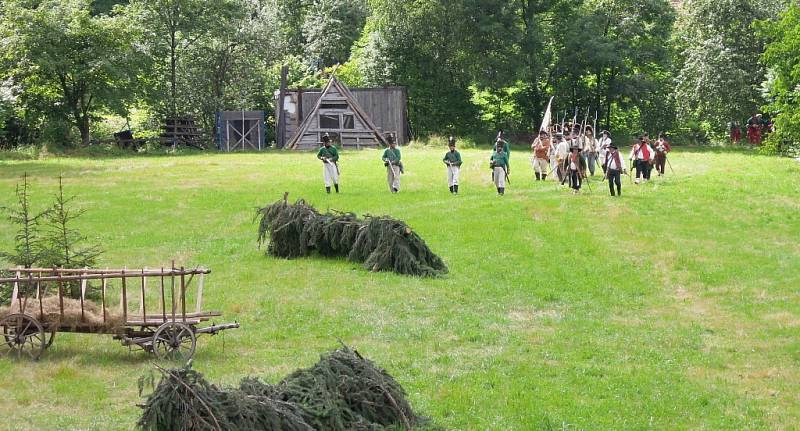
[
  {"xmin": 138, "ymin": 346, "xmax": 435, "ymax": 431},
  {"xmin": 255, "ymin": 197, "xmax": 448, "ymax": 277}
]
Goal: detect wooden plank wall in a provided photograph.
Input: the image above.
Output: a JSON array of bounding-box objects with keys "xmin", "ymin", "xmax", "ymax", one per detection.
[{"xmin": 282, "ymin": 87, "xmax": 408, "ymax": 146}]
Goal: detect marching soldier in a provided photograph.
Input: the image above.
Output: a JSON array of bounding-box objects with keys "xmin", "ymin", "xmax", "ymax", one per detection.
[
  {"xmin": 583, "ymin": 126, "xmax": 599, "ymax": 176},
  {"xmin": 554, "ymin": 132, "xmax": 570, "ymax": 183},
  {"xmin": 654, "ymin": 133, "xmax": 672, "ymax": 176},
  {"xmin": 496, "ymin": 130, "xmax": 511, "ymax": 159},
  {"xmin": 443, "ymin": 136, "xmax": 462, "ymax": 194},
  {"xmin": 490, "ymin": 141, "xmax": 509, "ymax": 195},
  {"xmin": 531, "ymin": 130, "xmax": 551, "ymax": 181},
  {"xmin": 603, "ymin": 143, "xmax": 626, "ymax": 196},
  {"xmin": 316, "ymin": 134, "xmax": 339, "ymax": 194},
  {"xmin": 597, "ymin": 130, "xmax": 612, "ymax": 174},
  {"xmin": 565, "ymin": 145, "xmax": 586, "ymax": 194},
  {"xmin": 629, "ymin": 136, "xmax": 655, "ymax": 183},
  {"xmin": 382, "ymin": 135, "xmax": 402, "ymax": 193}
]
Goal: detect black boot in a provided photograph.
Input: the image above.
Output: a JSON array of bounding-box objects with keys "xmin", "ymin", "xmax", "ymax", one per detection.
[
  {"xmin": 542, "ymin": 174, "xmax": 547, "ymax": 181},
  {"xmin": 454, "ymin": 185, "xmax": 458, "ymax": 194},
  {"xmin": 500, "ymin": 187, "xmax": 505, "ymax": 196},
  {"xmin": 392, "ymin": 188, "xmax": 398, "ymax": 193},
  {"xmin": 334, "ymin": 184, "xmax": 339, "ymax": 193},
  {"xmin": 326, "ymin": 186, "xmax": 331, "ymax": 194},
  {"xmin": 497, "ymin": 187, "xmax": 501, "ymax": 195},
  {"xmin": 449, "ymin": 185, "xmax": 454, "ymax": 193},
  {"xmin": 535, "ymin": 173, "xmax": 541, "ymax": 181}
]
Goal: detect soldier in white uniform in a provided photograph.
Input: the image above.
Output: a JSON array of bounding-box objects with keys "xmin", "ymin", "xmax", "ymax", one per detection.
[{"xmin": 316, "ymin": 134, "xmax": 339, "ymax": 194}]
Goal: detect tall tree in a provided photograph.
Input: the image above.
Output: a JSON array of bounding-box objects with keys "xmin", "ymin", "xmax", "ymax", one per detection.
[
  {"xmin": 758, "ymin": 2, "xmax": 800, "ymax": 154},
  {"xmin": 303, "ymin": 0, "xmax": 368, "ymax": 69},
  {"xmin": 177, "ymin": 0, "xmax": 283, "ymax": 130},
  {"xmin": 673, "ymin": 0, "xmax": 785, "ymax": 131},
  {"xmin": 128, "ymin": 0, "xmax": 239, "ymax": 120},
  {"xmin": 0, "ymin": 0, "xmax": 143, "ymax": 145},
  {"xmin": 552, "ymin": 0, "xmax": 676, "ymax": 134}
]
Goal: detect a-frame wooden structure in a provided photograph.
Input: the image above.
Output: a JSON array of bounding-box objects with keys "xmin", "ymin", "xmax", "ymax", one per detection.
[{"xmin": 285, "ymin": 77, "xmax": 390, "ymax": 150}]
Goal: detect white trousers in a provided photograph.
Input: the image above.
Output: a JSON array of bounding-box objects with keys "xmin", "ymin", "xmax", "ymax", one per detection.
[
  {"xmin": 447, "ymin": 165, "xmax": 460, "ymax": 186},
  {"xmin": 532, "ymin": 157, "xmax": 549, "ymax": 174},
  {"xmin": 323, "ymin": 162, "xmax": 338, "ymax": 187},
  {"xmin": 493, "ymin": 167, "xmax": 506, "ymax": 188},
  {"xmin": 387, "ymin": 165, "xmax": 401, "ymax": 190}
]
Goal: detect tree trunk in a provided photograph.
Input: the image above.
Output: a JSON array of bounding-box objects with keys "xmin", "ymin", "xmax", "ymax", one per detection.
[{"xmin": 78, "ymin": 119, "xmax": 91, "ymax": 147}]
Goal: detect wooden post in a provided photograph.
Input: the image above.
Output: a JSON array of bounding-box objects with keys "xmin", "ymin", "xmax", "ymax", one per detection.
[
  {"xmin": 11, "ymin": 269, "xmax": 19, "ymax": 307},
  {"xmin": 37, "ymin": 276, "xmax": 43, "ymax": 319},
  {"xmin": 297, "ymin": 87, "xmax": 304, "ymax": 125},
  {"xmin": 160, "ymin": 268, "xmax": 166, "ymax": 321},
  {"xmin": 121, "ymin": 269, "xmax": 128, "ymax": 324},
  {"xmin": 195, "ymin": 273, "xmax": 204, "ymax": 314},
  {"xmin": 140, "ymin": 269, "xmax": 147, "ymax": 322},
  {"xmin": 56, "ymin": 273, "xmax": 64, "ymax": 317},
  {"xmin": 278, "ymin": 65, "xmax": 288, "ymax": 148},
  {"xmin": 80, "ymin": 268, "xmax": 87, "ymax": 322},
  {"xmin": 101, "ymin": 273, "xmax": 107, "ymax": 324},
  {"xmin": 180, "ymin": 267, "xmax": 186, "ymax": 323},
  {"xmin": 170, "ymin": 268, "xmax": 176, "ymax": 323}
]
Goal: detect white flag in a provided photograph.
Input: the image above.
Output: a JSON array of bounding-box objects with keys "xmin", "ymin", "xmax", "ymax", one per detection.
[{"xmin": 539, "ymin": 96, "xmax": 554, "ymax": 132}]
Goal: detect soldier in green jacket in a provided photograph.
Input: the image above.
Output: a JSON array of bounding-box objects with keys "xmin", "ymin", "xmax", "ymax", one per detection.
[
  {"xmin": 382, "ymin": 135, "xmax": 402, "ymax": 193},
  {"xmin": 317, "ymin": 134, "xmax": 339, "ymax": 194},
  {"xmin": 490, "ymin": 144, "xmax": 509, "ymax": 196},
  {"xmin": 496, "ymin": 130, "xmax": 511, "ymax": 159},
  {"xmin": 443, "ymin": 136, "xmax": 462, "ymax": 194}
]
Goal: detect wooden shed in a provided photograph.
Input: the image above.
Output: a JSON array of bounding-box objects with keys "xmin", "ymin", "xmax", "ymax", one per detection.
[
  {"xmin": 277, "ymin": 77, "xmax": 408, "ymax": 150},
  {"xmin": 215, "ymin": 110, "xmax": 266, "ymax": 151}
]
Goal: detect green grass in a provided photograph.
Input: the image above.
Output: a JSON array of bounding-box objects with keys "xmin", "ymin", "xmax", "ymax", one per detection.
[{"xmin": 0, "ymin": 146, "xmax": 798, "ymax": 430}]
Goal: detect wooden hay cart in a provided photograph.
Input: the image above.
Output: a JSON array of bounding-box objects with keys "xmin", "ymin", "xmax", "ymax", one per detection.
[{"xmin": 0, "ymin": 266, "xmax": 239, "ymax": 361}]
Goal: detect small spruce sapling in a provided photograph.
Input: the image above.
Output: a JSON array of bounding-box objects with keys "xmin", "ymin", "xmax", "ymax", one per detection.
[
  {"xmin": 40, "ymin": 175, "xmax": 103, "ymax": 298},
  {"xmin": 0, "ymin": 173, "xmax": 49, "ymax": 303}
]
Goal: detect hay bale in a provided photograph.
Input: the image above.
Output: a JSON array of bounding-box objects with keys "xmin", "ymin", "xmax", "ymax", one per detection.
[{"xmin": 0, "ymin": 296, "xmax": 123, "ymax": 331}]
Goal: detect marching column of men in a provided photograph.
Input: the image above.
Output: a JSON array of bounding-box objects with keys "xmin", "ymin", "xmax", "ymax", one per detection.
[{"xmin": 313, "ymin": 130, "xmax": 672, "ymax": 198}]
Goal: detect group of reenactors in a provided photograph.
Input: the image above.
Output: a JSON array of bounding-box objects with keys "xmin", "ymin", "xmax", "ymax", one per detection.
[
  {"xmin": 528, "ymin": 125, "xmax": 672, "ymax": 196},
  {"xmin": 729, "ymin": 114, "xmax": 774, "ymax": 145},
  {"xmin": 315, "ymin": 127, "xmax": 672, "ymax": 197}
]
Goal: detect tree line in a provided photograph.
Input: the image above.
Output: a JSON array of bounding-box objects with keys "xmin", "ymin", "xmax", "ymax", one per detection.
[{"xmin": 0, "ymin": 0, "xmax": 797, "ymax": 153}]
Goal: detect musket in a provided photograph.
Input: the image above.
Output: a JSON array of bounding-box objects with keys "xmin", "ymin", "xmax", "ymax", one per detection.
[{"xmin": 667, "ymin": 156, "xmax": 675, "ymax": 174}]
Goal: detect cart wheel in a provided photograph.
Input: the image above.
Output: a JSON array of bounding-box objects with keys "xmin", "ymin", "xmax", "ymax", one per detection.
[
  {"xmin": 153, "ymin": 322, "xmax": 196, "ymax": 361},
  {"xmin": 1, "ymin": 314, "xmax": 46, "ymax": 361}
]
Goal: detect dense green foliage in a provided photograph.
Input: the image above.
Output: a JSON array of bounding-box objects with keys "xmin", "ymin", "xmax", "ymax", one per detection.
[
  {"xmin": 0, "ymin": 0, "xmax": 796, "ymax": 149},
  {"xmin": 758, "ymin": 3, "xmax": 800, "ymax": 156}
]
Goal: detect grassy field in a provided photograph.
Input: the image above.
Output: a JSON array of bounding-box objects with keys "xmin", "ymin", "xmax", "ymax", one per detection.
[{"xmin": 0, "ymin": 145, "xmax": 798, "ymax": 430}]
